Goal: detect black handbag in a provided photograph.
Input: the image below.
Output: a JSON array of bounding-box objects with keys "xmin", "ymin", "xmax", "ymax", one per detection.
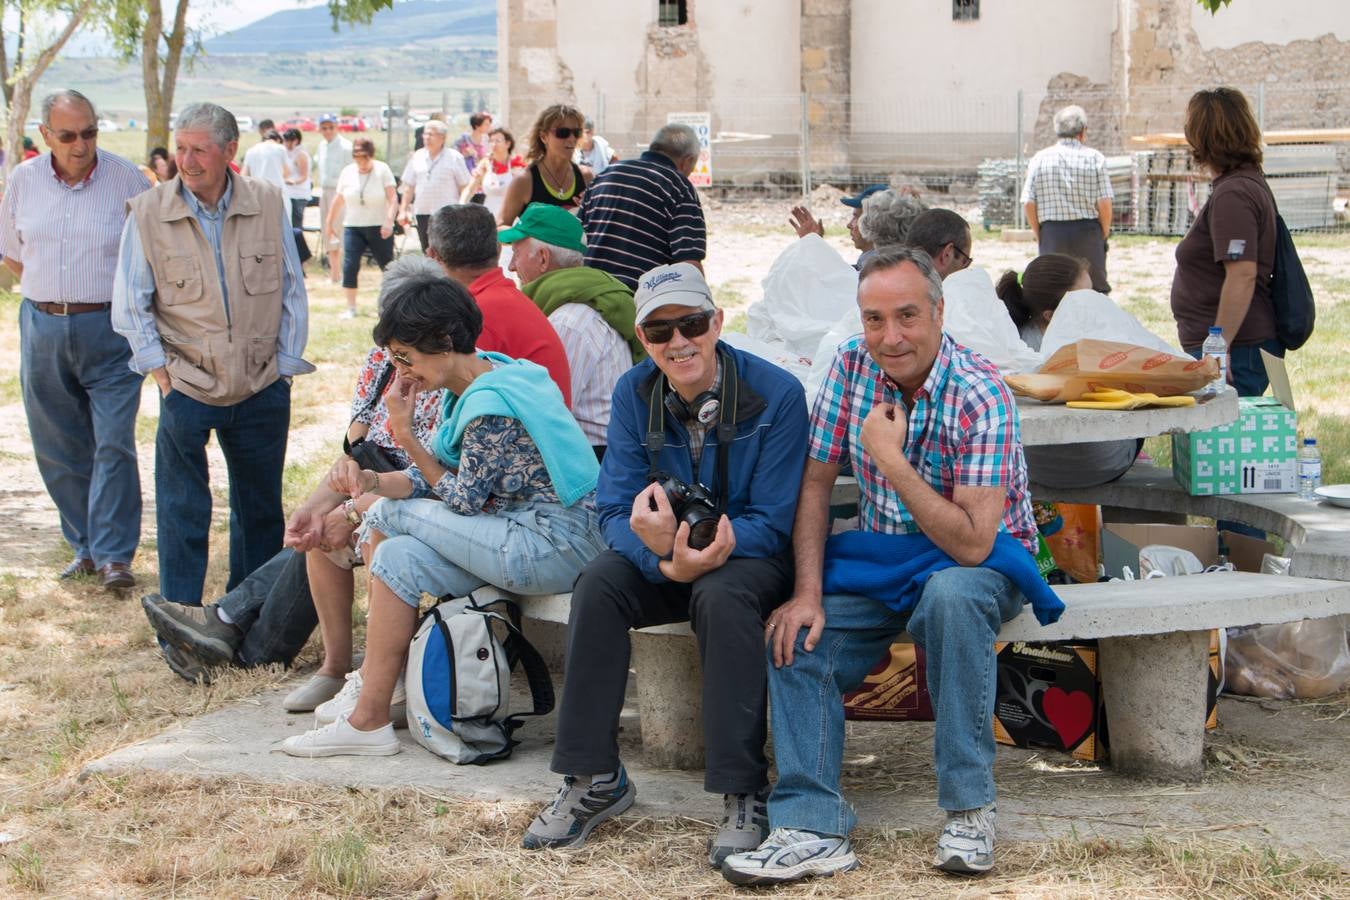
[{"xmin": 343, "ymin": 363, "xmax": 403, "ymax": 473}]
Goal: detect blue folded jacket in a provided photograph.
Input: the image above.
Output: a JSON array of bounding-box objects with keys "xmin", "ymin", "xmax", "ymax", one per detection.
[{"xmin": 821, "ymin": 530, "xmax": 1064, "ymax": 626}]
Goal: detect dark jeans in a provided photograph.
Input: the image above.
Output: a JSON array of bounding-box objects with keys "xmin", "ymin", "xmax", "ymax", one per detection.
[
  {"xmin": 1039, "ymin": 218, "xmax": 1110, "ymax": 294},
  {"xmin": 155, "ymin": 378, "xmax": 291, "ymax": 605},
  {"xmin": 414, "ymin": 214, "xmax": 431, "ymax": 254},
  {"xmin": 341, "ymin": 225, "xmax": 394, "ymax": 288},
  {"xmin": 19, "ymin": 301, "xmax": 143, "ymax": 565},
  {"xmin": 551, "ymin": 549, "xmax": 793, "ymax": 794},
  {"xmin": 215, "ymin": 548, "xmax": 318, "ymax": 667},
  {"xmin": 289, "ymin": 197, "xmax": 307, "ymax": 229}
]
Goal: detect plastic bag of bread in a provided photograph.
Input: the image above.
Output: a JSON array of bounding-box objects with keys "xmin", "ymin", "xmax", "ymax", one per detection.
[
  {"xmin": 1223, "ymin": 614, "xmax": 1350, "ymax": 699},
  {"xmin": 1005, "ymin": 339, "xmax": 1218, "ymax": 403}
]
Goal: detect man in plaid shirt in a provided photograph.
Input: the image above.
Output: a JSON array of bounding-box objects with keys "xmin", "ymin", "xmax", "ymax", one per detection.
[
  {"xmin": 722, "ymin": 246, "xmax": 1037, "ymax": 886},
  {"xmin": 1021, "ymin": 104, "xmax": 1114, "ymax": 293}
]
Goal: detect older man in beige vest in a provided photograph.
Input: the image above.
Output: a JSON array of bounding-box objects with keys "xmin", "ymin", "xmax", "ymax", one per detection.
[{"xmin": 112, "ymin": 103, "xmax": 314, "ymax": 654}]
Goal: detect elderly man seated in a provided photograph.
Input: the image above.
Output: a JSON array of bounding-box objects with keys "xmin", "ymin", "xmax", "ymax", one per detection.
[
  {"xmin": 498, "ymin": 203, "xmax": 643, "ymax": 460},
  {"xmin": 721, "ymin": 247, "xmax": 1062, "ymax": 886}
]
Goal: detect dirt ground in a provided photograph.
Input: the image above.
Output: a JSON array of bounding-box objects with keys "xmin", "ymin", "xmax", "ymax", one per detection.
[{"xmin": 1, "ymin": 203, "xmax": 1348, "ymax": 897}]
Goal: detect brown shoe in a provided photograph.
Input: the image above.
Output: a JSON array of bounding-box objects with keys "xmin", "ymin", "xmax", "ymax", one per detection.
[
  {"xmin": 60, "ymin": 557, "xmax": 95, "ymax": 579},
  {"xmin": 99, "ymin": 562, "xmax": 135, "ymax": 590}
]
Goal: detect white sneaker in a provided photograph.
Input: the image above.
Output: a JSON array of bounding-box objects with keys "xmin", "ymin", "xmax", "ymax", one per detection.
[
  {"xmin": 280, "ymin": 713, "xmax": 399, "ymax": 758},
  {"xmin": 339, "ymin": 307, "xmax": 357, "ymax": 319},
  {"xmin": 314, "ymin": 670, "xmax": 407, "ymax": 727},
  {"xmin": 933, "ymin": 803, "xmax": 996, "ymax": 874},
  {"xmin": 721, "ymin": 828, "xmax": 858, "ymax": 885},
  {"xmin": 282, "ymin": 673, "xmax": 345, "ymax": 712}
]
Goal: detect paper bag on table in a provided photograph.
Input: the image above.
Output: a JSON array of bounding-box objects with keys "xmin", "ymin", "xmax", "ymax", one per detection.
[{"xmin": 1005, "ymin": 339, "xmax": 1217, "ymax": 403}]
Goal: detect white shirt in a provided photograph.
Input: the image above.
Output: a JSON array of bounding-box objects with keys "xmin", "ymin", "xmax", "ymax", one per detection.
[
  {"xmin": 576, "ymin": 135, "xmax": 614, "ymax": 178},
  {"xmin": 314, "ymin": 135, "xmax": 353, "ymax": 189},
  {"xmin": 242, "ymin": 141, "xmax": 287, "ymax": 190},
  {"xmin": 284, "ymin": 146, "xmax": 312, "ymax": 201},
  {"xmin": 335, "ymin": 160, "xmax": 396, "ymax": 228},
  {"xmin": 547, "ymin": 302, "xmax": 630, "ymax": 446},
  {"xmin": 400, "ymin": 147, "xmax": 473, "ymax": 216}
]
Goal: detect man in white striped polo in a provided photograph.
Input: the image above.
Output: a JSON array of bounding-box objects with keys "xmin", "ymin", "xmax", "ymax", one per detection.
[{"xmin": 0, "ymin": 89, "xmax": 151, "ymax": 589}]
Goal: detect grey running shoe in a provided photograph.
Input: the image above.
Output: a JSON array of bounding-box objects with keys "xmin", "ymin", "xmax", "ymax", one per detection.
[
  {"xmin": 721, "ymin": 827, "xmax": 858, "ymax": 885},
  {"xmin": 708, "ymin": 788, "xmax": 769, "ymax": 867},
  {"xmin": 142, "ymin": 595, "xmax": 242, "ymax": 666},
  {"xmin": 161, "ymin": 642, "xmax": 211, "ymax": 684},
  {"xmin": 933, "ymin": 803, "xmax": 996, "ymax": 874},
  {"xmin": 521, "ymin": 768, "xmax": 636, "ymax": 850}
]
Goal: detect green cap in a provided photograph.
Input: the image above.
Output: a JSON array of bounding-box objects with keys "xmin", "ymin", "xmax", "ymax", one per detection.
[{"xmin": 498, "ymin": 203, "xmax": 587, "ymax": 253}]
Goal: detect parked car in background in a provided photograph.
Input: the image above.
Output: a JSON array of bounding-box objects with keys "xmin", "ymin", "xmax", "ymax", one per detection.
[
  {"xmin": 96, "ymin": 118, "xmax": 121, "ymax": 132},
  {"xmin": 337, "ymin": 116, "xmax": 366, "ymax": 132},
  {"xmin": 236, "ymin": 115, "xmax": 255, "ymax": 132},
  {"xmin": 378, "ymin": 105, "xmax": 406, "ymax": 130},
  {"xmin": 281, "ymin": 116, "xmax": 317, "ymax": 132}
]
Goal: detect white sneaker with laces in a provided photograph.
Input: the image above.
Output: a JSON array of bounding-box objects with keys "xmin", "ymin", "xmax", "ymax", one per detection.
[
  {"xmin": 933, "ymin": 803, "xmax": 996, "ymax": 874},
  {"xmin": 314, "ymin": 670, "xmax": 407, "ymax": 727},
  {"xmin": 279, "ymin": 713, "xmax": 399, "ymax": 758},
  {"xmin": 720, "ymin": 827, "xmax": 858, "ymax": 885}
]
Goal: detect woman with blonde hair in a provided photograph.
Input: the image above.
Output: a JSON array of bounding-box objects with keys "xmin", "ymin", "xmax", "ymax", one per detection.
[{"xmin": 497, "ymin": 104, "xmax": 592, "ymax": 225}]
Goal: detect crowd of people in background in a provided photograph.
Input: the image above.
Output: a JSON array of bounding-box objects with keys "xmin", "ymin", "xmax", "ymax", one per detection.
[{"xmin": 1, "ymin": 84, "xmax": 1288, "ymax": 889}]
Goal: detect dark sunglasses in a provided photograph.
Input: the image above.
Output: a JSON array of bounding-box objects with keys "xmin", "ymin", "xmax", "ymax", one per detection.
[
  {"xmin": 352, "ymin": 151, "xmax": 372, "ymax": 159},
  {"xmin": 949, "ymin": 242, "xmax": 973, "ymax": 270},
  {"xmin": 639, "ymin": 310, "xmax": 713, "ymax": 344},
  {"xmin": 50, "ymin": 127, "xmax": 98, "ymax": 144},
  {"xmin": 389, "ymin": 349, "xmax": 413, "ymax": 367},
  {"xmin": 552, "ymin": 127, "xmax": 583, "ymax": 140}
]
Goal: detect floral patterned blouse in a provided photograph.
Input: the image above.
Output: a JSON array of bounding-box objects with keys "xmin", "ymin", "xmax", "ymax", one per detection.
[
  {"xmin": 404, "ymin": 415, "xmax": 563, "ymax": 515},
  {"xmin": 350, "ymin": 347, "xmax": 443, "ymax": 468}
]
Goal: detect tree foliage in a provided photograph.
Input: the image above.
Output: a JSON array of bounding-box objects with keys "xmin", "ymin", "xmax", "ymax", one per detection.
[{"xmin": 1196, "ymin": 0, "xmax": 1233, "ymax": 13}]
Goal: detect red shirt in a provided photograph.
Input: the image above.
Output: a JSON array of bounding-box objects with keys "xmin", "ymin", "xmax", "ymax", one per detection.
[{"xmin": 469, "ymin": 268, "xmax": 572, "ymax": 407}]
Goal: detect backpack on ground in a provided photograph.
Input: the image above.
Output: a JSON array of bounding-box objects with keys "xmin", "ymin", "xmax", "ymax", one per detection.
[
  {"xmin": 404, "ymin": 594, "xmax": 553, "ymax": 765},
  {"xmin": 1269, "ymin": 212, "xmax": 1315, "ymax": 351}
]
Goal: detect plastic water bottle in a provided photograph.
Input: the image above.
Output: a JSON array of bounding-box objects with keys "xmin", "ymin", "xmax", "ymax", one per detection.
[
  {"xmin": 1202, "ymin": 326, "xmax": 1227, "ymax": 395},
  {"xmin": 1298, "ymin": 438, "xmax": 1322, "ymax": 500}
]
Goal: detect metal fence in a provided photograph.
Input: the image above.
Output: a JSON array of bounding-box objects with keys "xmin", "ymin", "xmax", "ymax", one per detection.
[{"xmin": 576, "ymin": 83, "xmax": 1350, "ymax": 234}]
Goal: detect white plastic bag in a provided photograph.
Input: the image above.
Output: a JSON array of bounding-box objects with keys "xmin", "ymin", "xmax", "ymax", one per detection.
[
  {"xmin": 1039, "ymin": 289, "xmax": 1178, "ymax": 359},
  {"xmin": 721, "ymin": 332, "xmax": 814, "ymax": 383},
  {"xmin": 804, "ymin": 307, "xmax": 865, "ymax": 406},
  {"xmin": 940, "ymin": 267, "xmax": 1042, "ymax": 374},
  {"xmin": 748, "ymin": 234, "xmax": 859, "ymax": 359}
]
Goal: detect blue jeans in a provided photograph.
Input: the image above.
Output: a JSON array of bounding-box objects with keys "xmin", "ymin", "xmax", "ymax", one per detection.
[
  {"xmin": 155, "ymin": 378, "xmax": 290, "ymax": 605},
  {"xmin": 363, "ymin": 497, "xmax": 605, "ymax": 607},
  {"xmin": 215, "ymin": 548, "xmax": 317, "ymax": 668},
  {"xmin": 19, "ymin": 301, "xmax": 143, "ymax": 565},
  {"xmin": 767, "ymin": 567, "xmax": 1025, "ymax": 837}
]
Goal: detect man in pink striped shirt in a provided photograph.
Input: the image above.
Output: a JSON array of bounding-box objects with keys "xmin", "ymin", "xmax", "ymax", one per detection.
[{"xmin": 0, "ymin": 89, "xmax": 151, "ymax": 589}]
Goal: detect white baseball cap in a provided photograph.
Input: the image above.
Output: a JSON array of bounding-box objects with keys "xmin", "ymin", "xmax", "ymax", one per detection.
[{"xmin": 633, "ymin": 263, "xmax": 715, "ymax": 325}]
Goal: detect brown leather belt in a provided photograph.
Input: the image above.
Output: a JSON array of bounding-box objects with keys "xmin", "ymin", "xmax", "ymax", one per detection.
[{"xmin": 31, "ymin": 301, "xmax": 108, "ymax": 316}]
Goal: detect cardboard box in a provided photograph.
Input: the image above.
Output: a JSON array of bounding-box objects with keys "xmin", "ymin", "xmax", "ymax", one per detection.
[
  {"xmin": 844, "ymin": 642, "xmax": 933, "ymax": 721},
  {"xmin": 1172, "ymin": 395, "xmax": 1297, "ymax": 496},
  {"xmin": 1102, "ymin": 523, "xmax": 1219, "ymax": 580},
  {"xmin": 994, "ymin": 641, "xmax": 1106, "ymax": 761}
]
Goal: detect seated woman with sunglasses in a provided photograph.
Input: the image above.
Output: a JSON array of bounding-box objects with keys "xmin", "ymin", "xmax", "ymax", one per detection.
[
  {"xmin": 282, "ymin": 265, "xmax": 606, "ymax": 757},
  {"xmin": 325, "ymin": 136, "xmax": 397, "ymax": 319},
  {"xmin": 497, "ymin": 104, "xmax": 593, "ymax": 226}
]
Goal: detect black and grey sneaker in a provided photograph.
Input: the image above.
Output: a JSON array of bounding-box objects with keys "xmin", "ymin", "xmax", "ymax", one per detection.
[
  {"xmin": 142, "ymin": 594, "xmax": 242, "ymax": 666},
  {"xmin": 521, "ymin": 768, "xmax": 636, "ymax": 850},
  {"xmin": 933, "ymin": 803, "xmax": 996, "ymax": 874},
  {"xmin": 721, "ymin": 828, "xmax": 858, "ymax": 886},
  {"xmin": 708, "ymin": 788, "xmax": 769, "ymax": 867},
  {"xmin": 161, "ymin": 641, "xmax": 211, "ymax": 684}
]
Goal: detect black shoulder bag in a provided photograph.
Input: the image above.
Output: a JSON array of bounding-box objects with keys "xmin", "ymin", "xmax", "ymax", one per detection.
[{"xmin": 343, "ymin": 363, "xmax": 403, "ymax": 473}]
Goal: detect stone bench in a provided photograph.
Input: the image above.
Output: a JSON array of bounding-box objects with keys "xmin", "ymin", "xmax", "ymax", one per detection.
[{"xmin": 472, "ymin": 571, "xmax": 1350, "ymax": 782}]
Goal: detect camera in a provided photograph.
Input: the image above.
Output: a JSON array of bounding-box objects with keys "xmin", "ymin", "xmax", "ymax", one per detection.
[{"xmin": 651, "ymin": 473, "xmax": 720, "ymax": 550}]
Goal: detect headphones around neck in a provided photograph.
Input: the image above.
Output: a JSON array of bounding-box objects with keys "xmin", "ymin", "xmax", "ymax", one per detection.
[{"xmin": 645, "ymin": 349, "xmax": 739, "ymax": 467}]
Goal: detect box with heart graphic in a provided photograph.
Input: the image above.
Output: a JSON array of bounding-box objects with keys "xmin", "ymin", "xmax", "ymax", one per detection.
[{"xmin": 993, "ymin": 641, "xmax": 1105, "ymax": 762}]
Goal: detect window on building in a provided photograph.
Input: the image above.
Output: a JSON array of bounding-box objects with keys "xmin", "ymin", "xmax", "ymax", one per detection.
[
  {"xmin": 952, "ymin": 0, "xmax": 979, "ymax": 21},
  {"xmin": 658, "ymin": 0, "xmax": 688, "ymax": 27}
]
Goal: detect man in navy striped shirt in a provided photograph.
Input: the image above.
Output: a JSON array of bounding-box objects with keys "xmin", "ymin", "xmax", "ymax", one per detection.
[
  {"xmin": 578, "ymin": 123, "xmax": 706, "ymax": 290},
  {"xmin": 0, "ymin": 89, "xmax": 151, "ymax": 589}
]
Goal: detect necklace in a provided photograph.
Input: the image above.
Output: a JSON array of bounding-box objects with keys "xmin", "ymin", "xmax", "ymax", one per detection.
[
  {"xmin": 538, "ymin": 158, "xmax": 574, "ymax": 200},
  {"xmin": 357, "ymin": 167, "xmax": 372, "ymax": 205}
]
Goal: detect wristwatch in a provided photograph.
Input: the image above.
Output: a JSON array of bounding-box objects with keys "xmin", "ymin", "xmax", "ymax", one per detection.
[{"xmin": 342, "ymin": 499, "xmax": 362, "ymax": 526}]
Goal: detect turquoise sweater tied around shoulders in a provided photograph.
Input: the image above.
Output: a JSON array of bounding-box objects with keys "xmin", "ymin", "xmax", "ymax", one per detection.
[{"xmin": 431, "ymin": 352, "xmax": 598, "ymax": 507}]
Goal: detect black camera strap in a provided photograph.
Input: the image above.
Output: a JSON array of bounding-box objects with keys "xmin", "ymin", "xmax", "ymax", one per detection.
[{"xmin": 645, "ymin": 349, "xmax": 738, "ymax": 514}]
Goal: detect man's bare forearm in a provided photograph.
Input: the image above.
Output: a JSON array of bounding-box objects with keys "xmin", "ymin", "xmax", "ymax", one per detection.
[{"xmin": 790, "ymin": 460, "xmax": 839, "ymax": 600}]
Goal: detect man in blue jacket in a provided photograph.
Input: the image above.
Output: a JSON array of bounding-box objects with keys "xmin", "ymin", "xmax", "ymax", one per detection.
[{"xmin": 522, "ymin": 263, "xmax": 809, "ymax": 865}]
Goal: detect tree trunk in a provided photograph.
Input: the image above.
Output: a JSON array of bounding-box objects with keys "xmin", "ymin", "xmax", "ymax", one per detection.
[
  {"xmin": 142, "ymin": 0, "xmax": 192, "ymax": 157},
  {"xmin": 4, "ymin": 0, "xmax": 95, "ymax": 178}
]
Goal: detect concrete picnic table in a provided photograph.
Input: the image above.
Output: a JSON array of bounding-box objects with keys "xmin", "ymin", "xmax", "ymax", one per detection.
[{"xmin": 1016, "ymin": 387, "xmax": 1239, "ymax": 446}]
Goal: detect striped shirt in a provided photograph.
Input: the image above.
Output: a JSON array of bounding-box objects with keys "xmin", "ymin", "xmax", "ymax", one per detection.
[
  {"xmin": 579, "ymin": 151, "xmax": 706, "ymax": 290},
  {"xmin": 0, "ymin": 149, "xmax": 151, "ymax": 303},
  {"xmin": 547, "ymin": 303, "xmax": 631, "ymax": 446},
  {"xmin": 1020, "ymin": 138, "xmax": 1113, "ymax": 223},
  {"xmin": 400, "ymin": 147, "xmax": 472, "ymax": 216},
  {"xmin": 111, "ymin": 177, "xmax": 314, "ymax": 377},
  {"xmin": 809, "ymin": 332, "xmax": 1037, "ymax": 554}
]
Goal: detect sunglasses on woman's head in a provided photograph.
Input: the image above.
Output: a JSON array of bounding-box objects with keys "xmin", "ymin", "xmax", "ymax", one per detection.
[
  {"xmin": 552, "ymin": 127, "xmax": 583, "ymax": 140},
  {"xmin": 639, "ymin": 310, "xmax": 714, "ymax": 344}
]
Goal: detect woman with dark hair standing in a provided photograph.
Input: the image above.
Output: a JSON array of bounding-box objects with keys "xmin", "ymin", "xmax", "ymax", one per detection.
[
  {"xmin": 496, "ymin": 104, "xmax": 593, "ymax": 225},
  {"xmin": 147, "ymin": 146, "xmax": 176, "ymax": 183},
  {"xmin": 997, "ymin": 254, "xmax": 1139, "ymax": 489},
  {"xmin": 281, "ymin": 127, "xmax": 312, "ymax": 229},
  {"xmin": 463, "ymin": 126, "xmax": 526, "ymax": 219},
  {"xmin": 325, "ymin": 136, "xmax": 397, "ymax": 318},
  {"xmin": 1170, "ymin": 87, "xmax": 1279, "ymax": 396},
  {"xmin": 280, "ymin": 265, "xmax": 604, "ymax": 757}
]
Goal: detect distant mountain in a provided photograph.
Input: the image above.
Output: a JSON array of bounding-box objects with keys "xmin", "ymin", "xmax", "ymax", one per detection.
[{"xmin": 204, "ymin": 0, "xmax": 495, "ymax": 55}]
